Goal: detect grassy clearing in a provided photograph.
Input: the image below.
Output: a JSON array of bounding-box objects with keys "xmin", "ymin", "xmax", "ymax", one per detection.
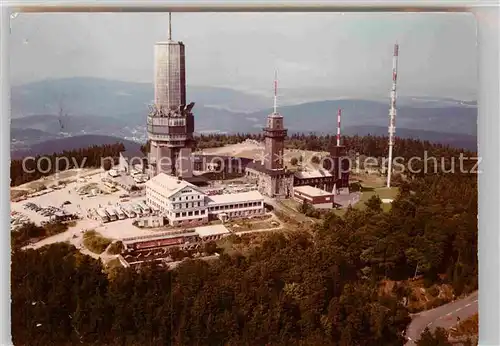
[
  {"xmin": 358, "ymin": 186, "xmax": 399, "ymax": 210},
  {"xmin": 333, "ymin": 186, "xmax": 399, "ymax": 217},
  {"xmin": 280, "ymin": 199, "xmax": 301, "ymax": 211},
  {"xmin": 83, "ymin": 230, "xmax": 112, "ymax": 254},
  {"xmin": 228, "ymin": 219, "xmax": 278, "ymax": 233}
]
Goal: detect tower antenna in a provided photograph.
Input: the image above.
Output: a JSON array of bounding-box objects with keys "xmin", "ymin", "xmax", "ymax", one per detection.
[
  {"xmin": 168, "ymin": 12, "xmax": 172, "ymax": 41},
  {"xmin": 336, "ymin": 108, "xmax": 342, "ymax": 147},
  {"xmin": 273, "ymin": 70, "xmax": 278, "ymax": 114},
  {"xmin": 387, "ymin": 43, "xmax": 399, "ymax": 188}
]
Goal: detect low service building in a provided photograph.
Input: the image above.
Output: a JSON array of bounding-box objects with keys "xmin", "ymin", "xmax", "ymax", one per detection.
[{"xmin": 293, "ymin": 185, "xmax": 335, "ymax": 209}]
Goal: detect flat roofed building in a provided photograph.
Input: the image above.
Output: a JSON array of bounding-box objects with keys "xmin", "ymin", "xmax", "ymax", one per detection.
[
  {"xmin": 122, "ymin": 229, "xmax": 199, "ymax": 251},
  {"xmin": 293, "ymin": 185, "xmax": 335, "ymax": 209},
  {"xmin": 207, "ymin": 190, "xmax": 265, "ymax": 221},
  {"xmin": 194, "ymin": 224, "xmax": 231, "ymax": 241},
  {"xmin": 293, "ymin": 168, "xmax": 336, "ymax": 193}
]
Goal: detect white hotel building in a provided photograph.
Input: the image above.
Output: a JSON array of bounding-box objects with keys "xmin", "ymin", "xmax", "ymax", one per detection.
[{"xmin": 145, "ymin": 173, "xmax": 265, "ymax": 226}]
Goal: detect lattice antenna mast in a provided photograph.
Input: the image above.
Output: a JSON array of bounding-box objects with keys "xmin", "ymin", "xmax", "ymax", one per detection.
[
  {"xmin": 336, "ymin": 108, "xmax": 342, "ymax": 146},
  {"xmin": 387, "ymin": 43, "xmax": 399, "ymax": 188}
]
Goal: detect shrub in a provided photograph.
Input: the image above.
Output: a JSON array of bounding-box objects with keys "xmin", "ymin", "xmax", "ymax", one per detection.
[
  {"xmin": 107, "ymin": 241, "xmax": 124, "ymax": 255},
  {"xmin": 428, "ymin": 285, "xmax": 440, "ymax": 298},
  {"xmin": 83, "ymin": 231, "xmax": 112, "ymax": 254}
]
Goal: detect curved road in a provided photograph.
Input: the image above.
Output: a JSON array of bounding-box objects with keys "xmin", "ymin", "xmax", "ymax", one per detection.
[{"xmin": 405, "ymin": 291, "xmax": 478, "ymax": 345}]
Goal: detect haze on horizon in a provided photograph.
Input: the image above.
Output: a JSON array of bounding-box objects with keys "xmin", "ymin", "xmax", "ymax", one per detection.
[{"xmin": 10, "ymin": 12, "xmax": 477, "ymax": 101}]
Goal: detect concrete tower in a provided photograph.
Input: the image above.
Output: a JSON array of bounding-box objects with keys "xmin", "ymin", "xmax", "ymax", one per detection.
[
  {"xmin": 263, "ymin": 71, "xmax": 287, "ymax": 171},
  {"xmin": 148, "ymin": 13, "xmax": 195, "ymax": 178}
]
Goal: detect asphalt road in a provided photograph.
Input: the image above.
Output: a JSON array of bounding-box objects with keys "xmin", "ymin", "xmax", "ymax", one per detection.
[{"xmin": 405, "ymin": 291, "xmax": 478, "ymax": 345}]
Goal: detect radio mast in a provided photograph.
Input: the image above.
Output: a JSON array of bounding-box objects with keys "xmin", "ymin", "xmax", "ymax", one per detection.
[
  {"xmin": 336, "ymin": 108, "xmax": 342, "ymax": 146},
  {"xmin": 387, "ymin": 43, "xmax": 399, "ymax": 188}
]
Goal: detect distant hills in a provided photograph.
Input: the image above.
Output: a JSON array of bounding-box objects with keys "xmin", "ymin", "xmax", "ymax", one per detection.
[
  {"xmin": 11, "ymin": 128, "xmax": 476, "ymax": 160},
  {"xmin": 11, "ymin": 77, "xmax": 270, "ymax": 120},
  {"xmin": 11, "ymin": 135, "xmax": 142, "ymax": 160},
  {"xmin": 341, "ymin": 126, "xmax": 477, "ymax": 151},
  {"xmin": 11, "ymin": 77, "xmax": 477, "ymax": 152},
  {"xmin": 239, "ymin": 100, "xmax": 476, "ymax": 136}
]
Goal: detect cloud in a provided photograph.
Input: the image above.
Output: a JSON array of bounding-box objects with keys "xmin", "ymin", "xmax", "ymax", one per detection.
[{"xmin": 10, "ymin": 12, "xmax": 477, "ymax": 99}]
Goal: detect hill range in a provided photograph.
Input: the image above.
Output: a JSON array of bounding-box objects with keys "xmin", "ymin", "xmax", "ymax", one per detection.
[{"xmin": 11, "ymin": 78, "xmax": 477, "ymax": 154}]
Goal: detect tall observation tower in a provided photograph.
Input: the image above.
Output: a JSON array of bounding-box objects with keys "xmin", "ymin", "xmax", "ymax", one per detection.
[{"xmin": 147, "ymin": 13, "xmax": 195, "ymax": 178}]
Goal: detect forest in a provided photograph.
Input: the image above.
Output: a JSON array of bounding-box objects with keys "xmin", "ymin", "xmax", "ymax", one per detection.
[
  {"xmin": 190, "ymin": 132, "xmax": 476, "ymax": 159},
  {"xmin": 12, "ymin": 170, "xmax": 477, "ymax": 345},
  {"xmin": 11, "ymin": 134, "xmax": 477, "ymax": 345}
]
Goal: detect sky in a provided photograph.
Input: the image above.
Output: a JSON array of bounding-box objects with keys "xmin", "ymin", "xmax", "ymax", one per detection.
[{"xmin": 9, "ymin": 12, "xmax": 478, "ymax": 100}]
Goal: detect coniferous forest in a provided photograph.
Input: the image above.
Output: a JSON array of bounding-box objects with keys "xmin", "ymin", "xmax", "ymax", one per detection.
[{"xmin": 11, "ymin": 134, "xmax": 477, "ymax": 345}]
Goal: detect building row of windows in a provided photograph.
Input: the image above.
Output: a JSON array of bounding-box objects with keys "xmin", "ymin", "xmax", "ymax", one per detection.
[
  {"xmin": 294, "ymin": 193, "xmax": 313, "ymax": 202},
  {"xmin": 147, "ymin": 188, "xmax": 203, "ymax": 203},
  {"xmin": 147, "ymin": 117, "xmax": 186, "ymax": 127},
  {"xmin": 172, "ymin": 193, "xmax": 201, "ymax": 202},
  {"xmin": 148, "ymin": 134, "xmax": 187, "ymax": 141},
  {"xmin": 221, "ymin": 209, "xmax": 263, "ymax": 218},
  {"xmin": 295, "ymin": 177, "xmax": 334, "ymax": 184},
  {"xmin": 173, "ymin": 209, "xmax": 206, "ymax": 218},
  {"xmin": 147, "ymin": 196, "xmax": 207, "ymax": 219},
  {"xmin": 208, "ymin": 201, "xmax": 262, "ymax": 212},
  {"xmin": 147, "ymin": 198, "xmax": 166, "ymax": 211},
  {"xmin": 148, "ymin": 189, "xmax": 170, "ymax": 202},
  {"xmin": 171, "ymin": 201, "xmax": 204, "ymax": 209},
  {"xmin": 147, "ymin": 195, "xmax": 264, "ymax": 220}
]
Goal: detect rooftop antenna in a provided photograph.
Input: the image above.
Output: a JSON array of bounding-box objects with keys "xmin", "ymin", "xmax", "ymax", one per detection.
[
  {"xmin": 336, "ymin": 108, "xmax": 342, "ymax": 147},
  {"xmin": 273, "ymin": 70, "xmax": 278, "ymax": 114},
  {"xmin": 168, "ymin": 12, "xmax": 172, "ymax": 41},
  {"xmin": 387, "ymin": 43, "xmax": 399, "ymax": 188}
]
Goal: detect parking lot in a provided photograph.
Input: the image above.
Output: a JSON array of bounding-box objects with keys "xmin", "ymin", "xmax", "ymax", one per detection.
[{"xmin": 11, "ymin": 171, "xmax": 164, "ymax": 250}]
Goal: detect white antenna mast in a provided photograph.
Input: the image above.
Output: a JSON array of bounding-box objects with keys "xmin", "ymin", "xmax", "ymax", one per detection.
[
  {"xmin": 336, "ymin": 108, "xmax": 342, "ymax": 146},
  {"xmin": 387, "ymin": 43, "xmax": 399, "ymax": 188},
  {"xmin": 273, "ymin": 70, "xmax": 278, "ymax": 114}
]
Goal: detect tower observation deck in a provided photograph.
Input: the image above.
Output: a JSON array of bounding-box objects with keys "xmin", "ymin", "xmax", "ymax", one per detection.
[{"xmin": 148, "ymin": 13, "xmax": 194, "ymax": 178}]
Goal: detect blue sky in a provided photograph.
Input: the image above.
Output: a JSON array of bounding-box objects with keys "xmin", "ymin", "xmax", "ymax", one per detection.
[{"xmin": 10, "ymin": 12, "xmax": 477, "ymax": 100}]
